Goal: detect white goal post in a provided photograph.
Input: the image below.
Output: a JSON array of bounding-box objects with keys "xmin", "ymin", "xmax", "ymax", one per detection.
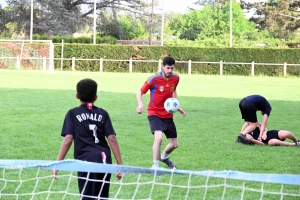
[
  {"xmin": 0, "ymin": 159, "xmax": 299, "ymax": 200},
  {"xmin": 0, "ymin": 40, "xmax": 54, "ymax": 72}
]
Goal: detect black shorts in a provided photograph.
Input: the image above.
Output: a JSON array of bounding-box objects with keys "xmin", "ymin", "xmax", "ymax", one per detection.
[
  {"xmin": 262, "ymin": 130, "xmax": 285, "ymax": 144},
  {"xmin": 77, "ymin": 151, "xmax": 112, "ymax": 199},
  {"xmin": 239, "ymin": 98, "xmax": 257, "ymax": 123},
  {"xmin": 77, "ymin": 172, "xmax": 111, "ymax": 199},
  {"xmin": 147, "ymin": 115, "xmax": 177, "ymax": 139}
]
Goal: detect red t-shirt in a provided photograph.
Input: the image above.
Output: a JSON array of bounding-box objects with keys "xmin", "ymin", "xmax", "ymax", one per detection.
[{"xmin": 140, "ymin": 71, "xmax": 180, "ymax": 118}]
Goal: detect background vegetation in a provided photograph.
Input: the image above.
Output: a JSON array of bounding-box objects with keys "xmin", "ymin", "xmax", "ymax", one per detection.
[{"xmin": 1, "ymin": 0, "xmax": 300, "ymax": 47}]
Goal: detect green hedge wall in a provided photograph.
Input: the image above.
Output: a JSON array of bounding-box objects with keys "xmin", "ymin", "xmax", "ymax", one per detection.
[{"xmin": 54, "ymin": 45, "xmax": 300, "ymax": 76}]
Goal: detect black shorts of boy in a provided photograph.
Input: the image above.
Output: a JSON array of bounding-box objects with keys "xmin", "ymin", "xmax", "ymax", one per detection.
[
  {"xmin": 147, "ymin": 115, "xmax": 177, "ymax": 139},
  {"xmin": 262, "ymin": 130, "xmax": 284, "ymax": 144},
  {"xmin": 77, "ymin": 150, "xmax": 112, "ymax": 199},
  {"xmin": 77, "ymin": 172, "xmax": 111, "ymax": 199},
  {"xmin": 239, "ymin": 98, "xmax": 257, "ymax": 123}
]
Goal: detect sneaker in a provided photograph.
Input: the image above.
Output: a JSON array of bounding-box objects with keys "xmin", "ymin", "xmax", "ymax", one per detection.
[
  {"xmin": 160, "ymin": 158, "xmax": 176, "ymax": 169},
  {"xmin": 295, "ymin": 142, "xmax": 300, "ymax": 146},
  {"xmin": 237, "ymin": 133, "xmax": 253, "ymax": 145},
  {"xmin": 151, "ymin": 165, "xmax": 163, "ymax": 176}
]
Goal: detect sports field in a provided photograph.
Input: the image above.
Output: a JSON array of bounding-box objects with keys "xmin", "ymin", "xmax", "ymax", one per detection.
[{"xmin": 0, "ymin": 71, "xmax": 299, "ymax": 199}]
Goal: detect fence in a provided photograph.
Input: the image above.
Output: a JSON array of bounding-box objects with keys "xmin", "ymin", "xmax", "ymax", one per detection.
[{"xmin": 0, "ymin": 55, "xmax": 300, "ymax": 77}]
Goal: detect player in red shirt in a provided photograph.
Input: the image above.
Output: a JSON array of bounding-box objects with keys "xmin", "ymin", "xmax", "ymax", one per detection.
[{"xmin": 136, "ymin": 56, "xmax": 186, "ymax": 170}]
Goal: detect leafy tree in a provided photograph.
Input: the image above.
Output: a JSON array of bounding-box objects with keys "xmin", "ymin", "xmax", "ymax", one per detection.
[
  {"xmin": 168, "ymin": 2, "xmax": 256, "ymax": 40},
  {"xmin": 118, "ymin": 16, "xmax": 148, "ymax": 40},
  {"xmin": 1, "ymin": 0, "xmax": 152, "ymax": 37},
  {"xmin": 100, "ymin": 14, "xmax": 148, "ymax": 40},
  {"xmin": 262, "ymin": 0, "xmax": 300, "ymax": 39},
  {"xmin": 192, "ymin": 0, "xmax": 227, "ymax": 8},
  {"xmin": 222, "ymin": 2, "xmax": 256, "ymax": 36}
]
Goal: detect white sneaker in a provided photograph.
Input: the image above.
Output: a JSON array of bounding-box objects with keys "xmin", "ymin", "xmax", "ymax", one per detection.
[{"xmin": 151, "ymin": 165, "xmax": 163, "ymax": 176}]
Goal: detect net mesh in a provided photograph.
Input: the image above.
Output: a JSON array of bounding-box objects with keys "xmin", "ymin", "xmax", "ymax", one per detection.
[{"xmin": 0, "ymin": 159, "xmax": 299, "ymax": 200}]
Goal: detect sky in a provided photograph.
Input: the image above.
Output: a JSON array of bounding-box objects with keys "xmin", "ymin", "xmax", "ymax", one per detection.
[
  {"xmin": 162, "ymin": 0, "xmax": 198, "ymax": 13},
  {"xmin": 0, "ymin": 0, "xmax": 198, "ymax": 13}
]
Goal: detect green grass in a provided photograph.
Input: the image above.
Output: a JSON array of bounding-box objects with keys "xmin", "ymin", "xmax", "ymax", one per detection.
[{"xmin": 0, "ymin": 71, "xmax": 299, "ymax": 199}]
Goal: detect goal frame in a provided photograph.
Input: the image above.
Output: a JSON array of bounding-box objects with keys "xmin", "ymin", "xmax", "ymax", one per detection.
[{"xmin": 0, "ymin": 39, "xmax": 54, "ymax": 72}]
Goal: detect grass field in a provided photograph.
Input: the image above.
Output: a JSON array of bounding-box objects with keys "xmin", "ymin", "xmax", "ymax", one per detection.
[{"xmin": 0, "ymin": 70, "xmax": 299, "ymax": 199}]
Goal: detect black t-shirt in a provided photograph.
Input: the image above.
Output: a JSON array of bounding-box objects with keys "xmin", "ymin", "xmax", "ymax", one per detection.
[
  {"xmin": 61, "ymin": 103, "xmax": 115, "ymax": 160},
  {"xmin": 250, "ymin": 127, "xmax": 281, "ymax": 144},
  {"xmin": 245, "ymin": 95, "xmax": 272, "ymax": 116},
  {"xmin": 250, "ymin": 127, "xmax": 261, "ymax": 140}
]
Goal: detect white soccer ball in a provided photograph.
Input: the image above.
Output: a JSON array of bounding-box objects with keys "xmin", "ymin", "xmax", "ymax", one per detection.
[{"xmin": 164, "ymin": 98, "xmax": 180, "ymax": 113}]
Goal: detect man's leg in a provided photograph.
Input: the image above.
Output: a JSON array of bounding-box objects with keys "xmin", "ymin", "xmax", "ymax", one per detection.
[
  {"xmin": 241, "ymin": 122, "xmax": 257, "ymax": 135},
  {"xmin": 153, "ymin": 131, "xmax": 163, "ymax": 167},
  {"xmin": 240, "ymin": 122, "xmax": 249, "ymax": 133},
  {"xmin": 161, "ymin": 138, "xmax": 178, "ymax": 158},
  {"xmin": 160, "ymin": 138, "xmax": 178, "ymax": 168},
  {"xmin": 268, "ymin": 139, "xmax": 296, "ymax": 146},
  {"xmin": 237, "ymin": 122, "xmax": 256, "ymax": 145},
  {"xmin": 278, "ymin": 130, "xmax": 298, "ymax": 143}
]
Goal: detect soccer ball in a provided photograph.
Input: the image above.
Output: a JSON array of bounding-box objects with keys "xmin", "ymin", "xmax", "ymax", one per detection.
[{"xmin": 164, "ymin": 98, "xmax": 180, "ymax": 113}]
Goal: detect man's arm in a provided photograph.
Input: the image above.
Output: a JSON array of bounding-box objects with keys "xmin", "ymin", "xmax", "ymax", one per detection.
[
  {"xmin": 260, "ymin": 114, "xmax": 269, "ymax": 140},
  {"xmin": 172, "ymin": 91, "xmax": 177, "ymax": 98},
  {"xmin": 173, "ymin": 91, "xmax": 185, "ymax": 118},
  {"xmin": 107, "ymin": 134, "xmax": 123, "ymax": 180},
  {"xmin": 246, "ymin": 134, "xmax": 265, "ymax": 145},
  {"xmin": 136, "ymin": 90, "xmax": 144, "ymax": 114}
]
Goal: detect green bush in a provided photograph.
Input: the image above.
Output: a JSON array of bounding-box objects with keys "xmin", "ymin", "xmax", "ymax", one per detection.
[{"xmin": 53, "ymin": 44, "xmax": 300, "ymax": 76}]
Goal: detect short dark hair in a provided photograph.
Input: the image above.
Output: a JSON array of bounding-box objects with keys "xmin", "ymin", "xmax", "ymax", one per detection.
[
  {"xmin": 76, "ymin": 78, "xmax": 98, "ymax": 102},
  {"xmin": 163, "ymin": 56, "xmax": 175, "ymax": 66}
]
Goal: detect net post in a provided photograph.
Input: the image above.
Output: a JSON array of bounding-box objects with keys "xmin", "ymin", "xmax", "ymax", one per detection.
[
  {"xmin": 158, "ymin": 59, "xmax": 161, "ymax": 71},
  {"xmin": 99, "ymin": 58, "xmax": 103, "ymax": 72},
  {"xmin": 251, "ymin": 61, "xmax": 255, "ymax": 76},
  {"xmin": 220, "ymin": 61, "xmax": 223, "ymax": 75},
  {"xmin": 188, "ymin": 60, "xmax": 192, "ymax": 75},
  {"xmin": 16, "ymin": 56, "xmax": 20, "ymax": 70},
  {"xmin": 60, "ymin": 39, "xmax": 64, "ymax": 71},
  {"xmin": 72, "ymin": 57, "xmax": 75, "ymax": 71},
  {"xmin": 43, "ymin": 57, "xmax": 46, "ymax": 70},
  {"xmin": 283, "ymin": 62, "xmax": 287, "ymax": 77},
  {"xmin": 49, "ymin": 41, "xmax": 54, "ymax": 73},
  {"xmin": 129, "ymin": 58, "xmax": 133, "ymax": 73}
]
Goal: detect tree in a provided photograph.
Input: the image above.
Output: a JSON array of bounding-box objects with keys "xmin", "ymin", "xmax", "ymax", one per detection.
[
  {"xmin": 168, "ymin": 2, "xmax": 256, "ymax": 40},
  {"xmin": 262, "ymin": 0, "xmax": 300, "ymax": 39},
  {"xmin": 191, "ymin": 0, "xmax": 227, "ymax": 8},
  {"xmin": 100, "ymin": 14, "xmax": 148, "ymax": 40},
  {"xmin": 1, "ymin": 0, "xmax": 152, "ymax": 37}
]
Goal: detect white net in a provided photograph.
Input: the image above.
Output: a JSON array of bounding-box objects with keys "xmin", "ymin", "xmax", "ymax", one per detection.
[
  {"xmin": 0, "ymin": 40, "xmax": 54, "ymax": 71},
  {"xmin": 0, "ymin": 159, "xmax": 299, "ymax": 200}
]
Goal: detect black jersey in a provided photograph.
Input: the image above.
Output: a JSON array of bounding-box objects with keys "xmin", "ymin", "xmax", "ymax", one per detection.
[
  {"xmin": 250, "ymin": 127, "xmax": 261, "ymax": 140},
  {"xmin": 245, "ymin": 95, "xmax": 272, "ymax": 116},
  {"xmin": 250, "ymin": 127, "xmax": 282, "ymax": 144},
  {"xmin": 61, "ymin": 103, "xmax": 115, "ymax": 160}
]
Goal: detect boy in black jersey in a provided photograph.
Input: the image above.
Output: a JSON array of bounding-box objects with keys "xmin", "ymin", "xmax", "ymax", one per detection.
[{"xmin": 52, "ymin": 78, "xmax": 123, "ymax": 199}]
